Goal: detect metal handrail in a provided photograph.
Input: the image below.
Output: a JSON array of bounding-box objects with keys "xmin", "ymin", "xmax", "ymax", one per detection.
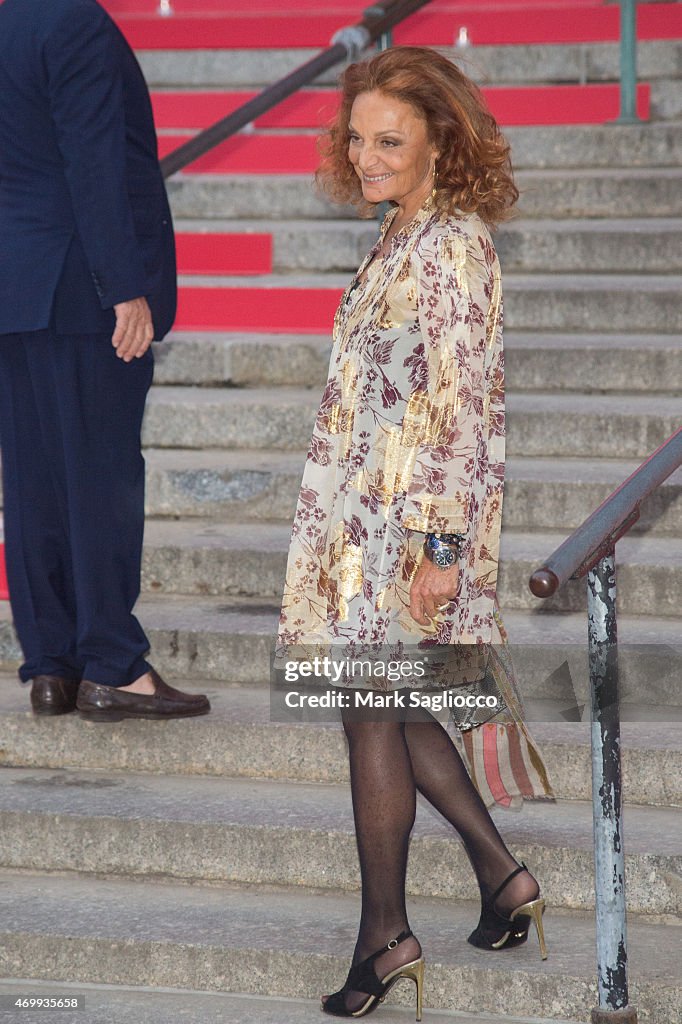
[
  {"xmin": 158, "ymin": 0, "xmax": 643, "ymax": 176},
  {"xmin": 529, "ymin": 427, "xmax": 681, "ymax": 1024},
  {"xmin": 530, "ymin": 428, "xmax": 681, "ymax": 596},
  {"xmin": 160, "ymin": 0, "xmax": 433, "ymax": 179}
]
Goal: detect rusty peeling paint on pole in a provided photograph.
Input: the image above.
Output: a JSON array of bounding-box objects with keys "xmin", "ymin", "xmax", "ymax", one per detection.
[{"xmin": 587, "ymin": 552, "xmax": 636, "ymax": 1020}]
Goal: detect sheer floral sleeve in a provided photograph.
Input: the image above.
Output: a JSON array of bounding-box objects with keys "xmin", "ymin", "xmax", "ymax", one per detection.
[{"xmin": 402, "ymin": 227, "xmax": 504, "ymax": 539}]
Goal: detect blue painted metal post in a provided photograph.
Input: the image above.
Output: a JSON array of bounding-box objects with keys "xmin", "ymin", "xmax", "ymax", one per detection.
[
  {"xmin": 616, "ymin": 0, "xmax": 641, "ymax": 123},
  {"xmin": 587, "ymin": 553, "xmax": 638, "ymax": 1024}
]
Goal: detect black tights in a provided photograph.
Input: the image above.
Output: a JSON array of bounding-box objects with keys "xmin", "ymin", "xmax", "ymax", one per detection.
[{"xmin": 329, "ymin": 704, "xmax": 539, "ymax": 1008}]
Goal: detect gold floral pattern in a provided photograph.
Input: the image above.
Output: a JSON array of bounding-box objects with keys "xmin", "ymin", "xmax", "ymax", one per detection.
[
  {"xmin": 277, "ymin": 198, "xmax": 555, "ymax": 806},
  {"xmin": 279, "ymin": 198, "xmax": 506, "ymax": 651}
]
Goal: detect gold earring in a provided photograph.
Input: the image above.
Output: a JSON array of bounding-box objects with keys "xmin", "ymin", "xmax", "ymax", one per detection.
[{"xmin": 431, "ymin": 165, "xmax": 438, "ymax": 198}]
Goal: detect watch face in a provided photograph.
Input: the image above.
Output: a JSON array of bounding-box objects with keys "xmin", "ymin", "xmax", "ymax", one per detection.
[{"xmin": 434, "ymin": 547, "xmax": 455, "ymax": 568}]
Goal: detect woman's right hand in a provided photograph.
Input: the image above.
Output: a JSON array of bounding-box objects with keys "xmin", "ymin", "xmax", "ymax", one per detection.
[{"xmin": 409, "ymin": 558, "xmax": 460, "ymax": 625}]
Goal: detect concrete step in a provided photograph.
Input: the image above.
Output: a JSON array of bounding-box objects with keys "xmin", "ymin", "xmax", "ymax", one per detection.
[
  {"xmin": 497, "ymin": 334, "xmax": 682, "ymax": 394},
  {"xmin": 138, "ymin": 40, "xmax": 682, "ymax": 88},
  {"xmin": 0, "ymin": 981, "xmax": 584, "ymax": 1024},
  {"xmin": 147, "ymin": 522, "xmax": 682, "ymax": 615},
  {"xmin": 0, "ymin": 680, "xmax": 679, "ymax": 806},
  {"xmin": 142, "ymin": 385, "xmax": 319, "ymax": 450},
  {"xmin": 499, "ymin": 529, "xmax": 682, "ymax": 618},
  {"xmin": 173, "ymin": 271, "xmax": 682, "ymax": 334},
  {"xmin": 496, "ymin": 455, "xmax": 682, "ymax": 535},
  {"xmin": 74, "ymin": 520, "xmax": 682, "ymax": 618},
  {"xmin": 142, "ymin": 447, "xmax": 304, "ymax": 519},
  {"xmin": 0, "ymin": 766, "xmax": 680, "ymax": 914},
  {"xmin": 1, "ymin": 596, "xmax": 679, "ymax": 704},
  {"xmin": 167, "ymin": 167, "xmax": 682, "ymax": 221},
  {"xmin": 141, "ymin": 387, "xmax": 680, "ymax": 460},
  {"xmin": 134, "ymin": 451, "xmax": 679, "ymax": 531},
  {"xmin": 0, "ymin": 872, "xmax": 677, "ymax": 1021},
  {"xmin": 153, "ymin": 330, "xmax": 331, "ymax": 386},
  {"xmin": 497, "ymin": 217, "xmax": 682, "ymax": 272},
  {"xmin": 174, "ymin": 217, "xmax": 682, "ymax": 274},
  {"xmin": 516, "ymin": 167, "xmax": 682, "ymax": 218},
  {"xmin": 131, "ymin": 451, "xmax": 682, "ymax": 534},
  {"xmin": 152, "ymin": 331, "xmax": 681, "ymax": 394},
  {"xmin": 4, "ymin": 448, "xmax": 675, "ymax": 528},
  {"xmin": 650, "ymin": 78, "xmax": 682, "ymax": 122}
]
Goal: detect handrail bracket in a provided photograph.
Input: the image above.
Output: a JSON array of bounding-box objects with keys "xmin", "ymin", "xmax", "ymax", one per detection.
[{"xmin": 570, "ymin": 508, "xmax": 641, "ymax": 580}]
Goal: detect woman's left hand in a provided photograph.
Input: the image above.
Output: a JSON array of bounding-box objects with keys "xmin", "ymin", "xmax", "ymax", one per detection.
[{"xmin": 409, "ymin": 559, "xmax": 460, "ymax": 625}]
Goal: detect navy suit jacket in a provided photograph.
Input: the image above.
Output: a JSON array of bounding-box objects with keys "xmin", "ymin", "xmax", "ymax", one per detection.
[{"xmin": 0, "ymin": 0, "xmax": 177, "ymax": 339}]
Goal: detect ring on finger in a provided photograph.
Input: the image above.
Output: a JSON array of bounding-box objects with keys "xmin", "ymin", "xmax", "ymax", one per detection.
[{"xmin": 436, "ymin": 602, "xmax": 450, "ymax": 612}]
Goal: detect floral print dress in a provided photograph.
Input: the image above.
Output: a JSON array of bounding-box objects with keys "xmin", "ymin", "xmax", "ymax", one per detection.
[
  {"xmin": 277, "ymin": 196, "xmax": 554, "ymax": 807},
  {"xmin": 280, "ymin": 197, "xmax": 505, "ymax": 651}
]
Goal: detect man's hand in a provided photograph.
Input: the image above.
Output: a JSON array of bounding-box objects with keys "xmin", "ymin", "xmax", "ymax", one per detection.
[
  {"xmin": 409, "ymin": 558, "xmax": 460, "ymax": 626},
  {"xmin": 112, "ymin": 297, "xmax": 154, "ymax": 361}
]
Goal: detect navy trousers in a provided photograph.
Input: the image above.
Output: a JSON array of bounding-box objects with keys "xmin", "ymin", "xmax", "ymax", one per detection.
[{"xmin": 0, "ymin": 327, "xmax": 153, "ymax": 686}]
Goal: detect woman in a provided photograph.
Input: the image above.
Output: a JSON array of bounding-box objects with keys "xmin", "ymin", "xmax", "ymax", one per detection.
[{"xmin": 277, "ymin": 46, "xmax": 554, "ymax": 1019}]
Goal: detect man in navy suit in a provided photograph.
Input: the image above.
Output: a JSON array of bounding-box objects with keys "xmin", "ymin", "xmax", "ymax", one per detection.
[{"xmin": 0, "ymin": 0, "xmax": 210, "ymax": 720}]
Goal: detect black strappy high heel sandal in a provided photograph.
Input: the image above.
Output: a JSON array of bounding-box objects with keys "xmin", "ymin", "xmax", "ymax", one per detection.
[
  {"xmin": 322, "ymin": 928, "xmax": 425, "ymax": 1020},
  {"xmin": 468, "ymin": 862, "xmax": 548, "ymax": 960}
]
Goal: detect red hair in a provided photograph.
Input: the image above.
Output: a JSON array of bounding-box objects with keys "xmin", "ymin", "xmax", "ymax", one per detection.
[{"xmin": 316, "ymin": 46, "xmax": 518, "ymax": 226}]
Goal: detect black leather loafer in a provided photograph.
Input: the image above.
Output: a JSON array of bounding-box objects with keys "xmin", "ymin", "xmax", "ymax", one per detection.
[
  {"xmin": 76, "ymin": 667, "xmax": 211, "ymax": 722},
  {"xmin": 30, "ymin": 675, "xmax": 81, "ymax": 716}
]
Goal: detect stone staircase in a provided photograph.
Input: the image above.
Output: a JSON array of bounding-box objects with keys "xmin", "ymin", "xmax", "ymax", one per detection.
[{"xmin": 1, "ymin": 28, "xmax": 681, "ymax": 1024}]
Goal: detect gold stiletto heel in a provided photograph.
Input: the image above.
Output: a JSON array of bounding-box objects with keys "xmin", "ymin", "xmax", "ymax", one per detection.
[
  {"xmin": 378, "ymin": 957, "xmax": 425, "ymax": 1021},
  {"xmin": 322, "ymin": 929, "xmax": 424, "ymax": 1019},
  {"xmin": 403, "ymin": 957, "xmax": 425, "ymax": 1021},
  {"xmin": 468, "ymin": 862, "xmax": 548, "ymax": 960},
  {"xmin": 510, "ymin": 898, "xmax": 548, "ymax": 960}
]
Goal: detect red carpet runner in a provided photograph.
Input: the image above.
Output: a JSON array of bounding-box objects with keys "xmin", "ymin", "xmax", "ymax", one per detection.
[
  {"xmin": 104, "ymin": 3, "xmax": 682, "ymax": 49},
  {"xmin": 153, "ymin": 84, "xmax": 650, "ymax": 132}
]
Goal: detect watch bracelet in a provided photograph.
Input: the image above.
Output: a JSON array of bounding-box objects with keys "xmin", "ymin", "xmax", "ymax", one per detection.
[
  {"xmin": 436, "ymin": 531, "xmax": 466, "ymax": 545},
  {"xmin": 424, "ymin": 531, "xmax": 465, "ymax": 552},
  {"xmin": 423, "ymin": 532, "xmax": 464, "ymax": 568}
]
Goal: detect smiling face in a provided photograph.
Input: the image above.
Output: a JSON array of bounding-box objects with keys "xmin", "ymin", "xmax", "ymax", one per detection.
[{"xmin": 348, "ymin": 90, "xmax": 438, "ymax": 218}]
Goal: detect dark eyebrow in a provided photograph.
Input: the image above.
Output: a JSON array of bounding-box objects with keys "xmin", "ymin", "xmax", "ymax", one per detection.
[{"xmin": 347, "ymin": 124, "xmax": 406, "ymax": 138}]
